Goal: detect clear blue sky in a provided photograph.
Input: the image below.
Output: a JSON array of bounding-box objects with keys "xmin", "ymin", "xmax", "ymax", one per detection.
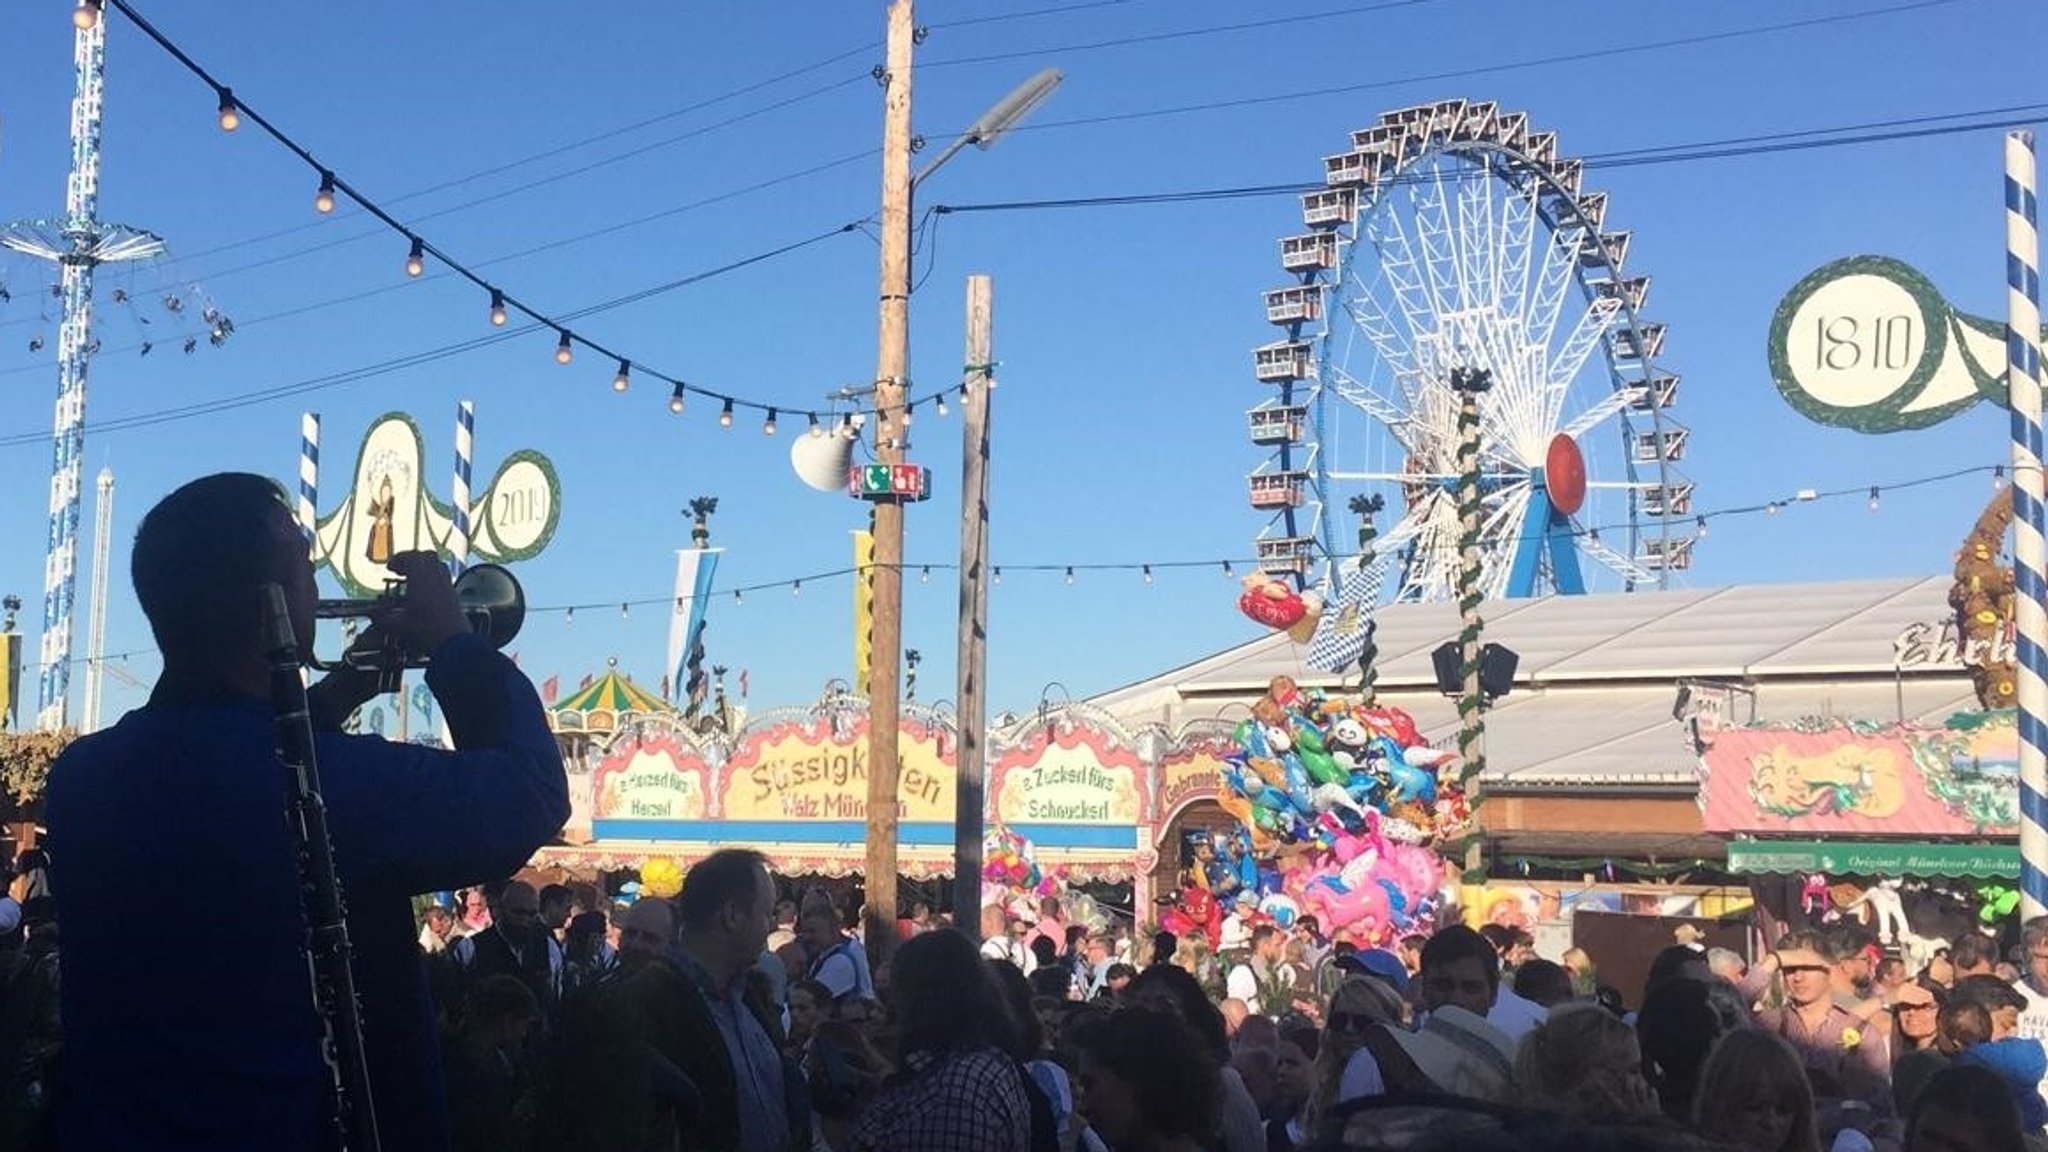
[{"xmin": 0, "ymin": 0, "xmax": 2041, "ymax": 727}]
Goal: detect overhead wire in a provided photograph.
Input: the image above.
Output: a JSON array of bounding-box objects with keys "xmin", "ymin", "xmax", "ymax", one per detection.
[
  {"xmin": 171, "ymin": 43, "xmax": 882, "ymax": 268},
  {"xmin": 932, "ymin": 101, "xmax": 2048, "ymax": 216},
  {"xmin": 922, "ymin": 0, "xmax": 1438, "ymax": 69},
  {"xmin": 95, "ymin": 0, "xmax": 954, "ymax": 426},
  {"xmin": 991, "ymin": 0, "xmax": 1964, "ymax": 135}
]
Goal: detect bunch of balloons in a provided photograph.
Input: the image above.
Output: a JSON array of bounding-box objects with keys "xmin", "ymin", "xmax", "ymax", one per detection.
[
  {"xmin": 983, "ymin": 827, "xmax": 1052, "ymax": 898},
  {"xmin": 1163, "ymin": 676, "xmax": 1466, "ymax": 946},
  {"xmin": 639, "ymin": 856, "xmax": 685, "ymax": 900},
  {"xmin": 1218, "ymin": 676, "xmax": 1470, "ymax": 853}
]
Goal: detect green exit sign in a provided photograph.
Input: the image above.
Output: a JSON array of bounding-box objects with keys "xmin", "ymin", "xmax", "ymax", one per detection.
[{"xmin": 848, "ymin": 463, "xmax": 932, "ymax": 502}]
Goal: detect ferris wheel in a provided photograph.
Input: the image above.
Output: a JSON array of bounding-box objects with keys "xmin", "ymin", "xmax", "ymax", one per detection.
[{"xmin": 1247, "ymin": 100, "xmax": 1693, "ymax": 602}]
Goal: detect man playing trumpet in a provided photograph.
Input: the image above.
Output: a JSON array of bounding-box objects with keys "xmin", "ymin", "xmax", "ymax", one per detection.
[{"xmin": 46, "ymin": 472, "xmax": 568, "ymax": 1151}]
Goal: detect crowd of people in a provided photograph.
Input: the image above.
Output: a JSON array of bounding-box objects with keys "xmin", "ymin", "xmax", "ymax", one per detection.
[
  {"xmin": 9, "ymin": 476, "xmax": 2048, "ymax": 1151},
  {"xmin": 347, "ymin": 863, "xmax": 2048, "ymax": 1152}
]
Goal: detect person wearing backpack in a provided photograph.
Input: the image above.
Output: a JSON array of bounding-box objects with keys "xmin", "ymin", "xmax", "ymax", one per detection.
[{"xmin": 800, "ymin": 906, "xmax": 875, "ymax": 1005}]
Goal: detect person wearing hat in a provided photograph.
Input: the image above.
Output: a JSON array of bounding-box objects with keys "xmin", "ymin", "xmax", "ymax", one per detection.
[
  {"xmin": 1747, "ymin": 930, "xmax": 1893, "ymax": 1113},
  {"xmin": 1334, "ymin": 926, "xmax": 1517, "ymax": 1105}
]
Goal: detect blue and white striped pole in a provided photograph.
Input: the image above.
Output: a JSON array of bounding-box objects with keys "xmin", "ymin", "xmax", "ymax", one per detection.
[
  {"xmin": 298, "ymin": 412, "xmax": 319, "ymax": 556},
  {"xmin": 450, "ymin": 400, "xmax": 474, "ymax": 575},
  {"xmin": 2006, "ymin": 131, "xmax": 2048, "ymax": 919}
]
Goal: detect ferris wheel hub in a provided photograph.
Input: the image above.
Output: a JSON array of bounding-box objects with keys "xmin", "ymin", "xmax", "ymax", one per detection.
[{"xmin": 1543, "ymin": 434, "xmax": 1587, "ymax": 517}]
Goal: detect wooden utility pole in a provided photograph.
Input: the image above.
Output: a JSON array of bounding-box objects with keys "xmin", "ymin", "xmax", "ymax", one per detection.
[
  {"xmin": 954, "ymin": 274, "xmax": 993, "ymax": 935},
  {"xmin": 863, "ymin": 0, "xmax": 915, "ymax": 966}
]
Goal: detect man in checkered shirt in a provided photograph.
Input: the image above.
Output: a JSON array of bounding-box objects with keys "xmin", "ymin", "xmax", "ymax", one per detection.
[{"xmin": 851, "ymin": 930, "xmax": 1034, "ymax": 1152}]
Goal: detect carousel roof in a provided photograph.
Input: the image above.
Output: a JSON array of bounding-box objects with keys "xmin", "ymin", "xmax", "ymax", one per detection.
[{"xmin": 554, "ymin": 667, "xmax": 672, "ymax": 716}]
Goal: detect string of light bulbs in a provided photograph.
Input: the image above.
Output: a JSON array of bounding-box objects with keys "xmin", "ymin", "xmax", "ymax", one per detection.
[
  {"xmin": 15, "ymin": 458, "xmax": 2021, "ymax": 672},
  {"xmin": 79, "ymin": 0, "xmax": 961, "ymax": 430}
]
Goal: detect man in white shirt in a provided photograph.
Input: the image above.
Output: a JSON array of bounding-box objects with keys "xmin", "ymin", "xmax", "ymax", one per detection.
[
  {"xmin": 800, "ymin": 904, "xmax": 875, "ymax": 1002},
  {"xmin": 1339, "ymin": 925, "xmax": 1517, "ymax": 1103},
  {"xmin": 1226, "ymin": 924, "xmax": 1290, "ymax": 1012}
]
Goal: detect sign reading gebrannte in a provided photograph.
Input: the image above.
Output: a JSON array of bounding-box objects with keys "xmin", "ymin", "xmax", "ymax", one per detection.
[
  {"xmin": 313, "ymin": 412, "xmax": 563, "ymax": 597},
  {"xmin": 1767, "ymin": 255, "xmax": 2047, "ymax": 433}
]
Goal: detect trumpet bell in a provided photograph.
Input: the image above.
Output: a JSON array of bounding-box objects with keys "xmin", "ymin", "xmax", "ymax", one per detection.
[{"xmin": 455, "ymin": 563, "xmax": 524, "ymax": 649}]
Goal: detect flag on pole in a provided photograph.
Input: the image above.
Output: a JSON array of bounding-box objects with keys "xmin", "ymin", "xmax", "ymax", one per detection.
[
  {"xmin": 541, "ymin": 675, "xmax": 559, "ymax": 705},
  {"xmin": 1307, "ymin": 558, "xmax": 1385, "ymax": 672},
  {"xmin": 739, "ymin": 669, "xmax": 749, "ymax": 699},
  {"xmin": 580, "ymin": 673, "xmax": 594, "ymax": 691},
  {"xmin": 853, "ymin": 530, "xmax": 875, "ymax": 694},
  {"xmin": 668, "ymin": 548, "xmax": 722, "ymax": 707}
]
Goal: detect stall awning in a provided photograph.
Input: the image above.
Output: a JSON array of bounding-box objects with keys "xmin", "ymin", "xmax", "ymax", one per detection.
[{"xmin": 1726, "ymin": 839, "xmax": 2018, "ymax": 879}]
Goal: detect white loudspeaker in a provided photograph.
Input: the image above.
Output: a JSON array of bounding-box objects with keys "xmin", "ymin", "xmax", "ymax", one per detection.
[{"xmin": 791, "ymin": 415, "xmax": 863, "ymax": 492}]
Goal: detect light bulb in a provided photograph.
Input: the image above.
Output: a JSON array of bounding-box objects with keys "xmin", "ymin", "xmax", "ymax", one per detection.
[
  {"xmin": 405, "ymin": 238, "xmax": 425, "ymax": 278},
  {"xmin": 1996, "ymin": 465, "xmax": 2009, "ymax": 491},
  {"xmin": 489, "ymin": 289, "xmax": 507, "ymax": 327},
  {"xmin": 612, "ymin": 360, "xmax": 631, "ymax": 393},
  {"xmin": 1868, "ymin": 487, "xmax": 1881, "ymax": 512},
  {"xmin": 792, "ymin": 580, "xmax": 802, "ymax": 597},
  {"xmin": 734, "ymin": 589, "xmax": 744, "ymax": 605},
  {"xmin": 72, "ymin": 0, "xmax": 101, "ymax": 31},
  {"xmin": 1065, "ymin": 566, "xmax": 1075, "ymax": 585},
  {"xmin": 1143, "ymin": 565, "xmax": 1154, "ymax": 584},
  {"xmin": 763, "ymin": 409, "xmax": 778, "ymax": 436},
  {"xmin": 994, "ymin": 567, "xmax": 1003, "ymax": 585},
  {"xmin": 565, "ymin": 607, "xmax": 575, "ymax": 626},
  {"xmin": 620, "ymin": 603, "xmax": 629, "ymax": 619},
  {"xmin": 217, "ymin": 89, "xmax": 240, "ymax": 133},
  {"xmin": 555, "ymin": 331, "xmax": 574, "ymax": 365},
  {"xmin": 1765, "ymin": 502, "xmax": 1780, "ymax": 516},
  {"xmin": 808, "ymin": 413, "xmax": 823, "ymax": 438},
  {"xmin": 902, "ymin": 403, "xmax": 914, "ymax": 427},
  {"xmin": 935, "ymin": 393, "xmax": 949, "ymax": 418},
  {"xmin": 920, "ymin": 565, "xmax": 930, "ymax": 583},
  {"xmin": 1222, "ymin": 560, "xmax": 1234, "ymax": 578},
  {"xmin": 719, "ymin": 399, "xmax": 735, "ymax": 428},
  {"xmin": 668, "ymin": 385, "xmax": 686, "ymax": 415},
  {"xmin": 314, "ymin": 172, "xmax": 336, "ymax": 214},
  {"xmin": 1695, "ymin": 516, "xmax": 1709, "ymax": 538}
]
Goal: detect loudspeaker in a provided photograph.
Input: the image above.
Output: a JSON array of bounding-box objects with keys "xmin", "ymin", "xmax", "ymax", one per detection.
[
  {"xmin": 1430, "ymin": 640, "xmax": 1519, "ymax": 700},
  {"xmin": 790, "ymin": 417, "xmax": 862, "ymax": 492},
  {"xmin": 1430, "ymin": 641, "xmax": 1461, "ymax": 696},
  {"xmin": 1479, "ymin": 643, "xmax": 1519, "ymax": 700}
]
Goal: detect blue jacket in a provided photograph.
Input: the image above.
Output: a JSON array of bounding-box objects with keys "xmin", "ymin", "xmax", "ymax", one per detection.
[{"xmin": 47, "ymin": 632, "xmax": 568, "ymax": 1152}]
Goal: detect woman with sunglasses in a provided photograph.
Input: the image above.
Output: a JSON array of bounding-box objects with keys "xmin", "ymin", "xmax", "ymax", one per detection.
[{"xmin": 1288, "ymin": 976, "xmax": 1406, "ymax": 1148}]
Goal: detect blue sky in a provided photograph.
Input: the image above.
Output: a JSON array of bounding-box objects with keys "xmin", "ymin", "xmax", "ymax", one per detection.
[{"xmin": 0, "ymin": 0, "xmax": 2042, "ymax": 728}]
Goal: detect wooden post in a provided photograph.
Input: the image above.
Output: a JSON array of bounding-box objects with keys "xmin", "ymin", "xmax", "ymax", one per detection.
[
  {"xmin": 863, "ymin": 0, "xmax": 915, "ymax": 967},
  {"xmin": 954, "ymin": 275, "xmax": 993, "ymax": 936}
]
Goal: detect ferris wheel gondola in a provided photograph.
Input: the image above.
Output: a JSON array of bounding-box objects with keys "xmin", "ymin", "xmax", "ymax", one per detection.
[{"xmin": 1248, "ymin": 100, "xmax": 1695, "ymax": 602}]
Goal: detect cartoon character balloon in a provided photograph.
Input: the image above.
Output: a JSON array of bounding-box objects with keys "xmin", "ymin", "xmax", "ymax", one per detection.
[{"xmin": 1194, "ymin": 677, "xmax": 1459, "ymax": 947}]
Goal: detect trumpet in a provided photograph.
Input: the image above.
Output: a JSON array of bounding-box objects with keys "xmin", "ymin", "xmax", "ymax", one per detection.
[{"xmin": 311, "ymin": 563, "xmax": 526, "ymax": 679}]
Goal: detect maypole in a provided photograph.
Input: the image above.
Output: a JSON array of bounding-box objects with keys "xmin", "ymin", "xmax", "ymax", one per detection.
[
  {"xmin": 1451, "ymin": 367, "xmax": 1494, "ymax": 786},
  {"xmin": 299, "ymin": 413, "xmax": 321, "ymax": 554},
  {"xmin": 2005, "ymin": 131, "xmax": 2048, "ymax": 919},
  {"xmin": 1, "ymin": 7, "xmax": 166, "ymax": 730},
  {"xmin": 450, "ymin": 400, "xmax": 475, "ymax": 574}
]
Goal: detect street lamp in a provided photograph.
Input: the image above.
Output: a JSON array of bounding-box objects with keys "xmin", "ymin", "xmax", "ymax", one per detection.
[{"xmin": 912, "ymin": 67, "xmax": 1063, "ymax": 189}]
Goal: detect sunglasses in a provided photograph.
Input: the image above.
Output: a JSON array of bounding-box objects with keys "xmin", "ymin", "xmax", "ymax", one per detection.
[
  {"xmin": 1780, "ymin": 965, "xmax": 1830, "ymax": 975},
  {"xmin": 1328, "ymin": 1012, "xmax": 1379, "ymax": 1032}
]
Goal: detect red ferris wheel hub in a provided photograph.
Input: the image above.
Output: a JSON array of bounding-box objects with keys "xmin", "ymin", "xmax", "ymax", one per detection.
[{"xmin": 1544, "ymin": 434, "xmax": 1587, "ymax": 517}]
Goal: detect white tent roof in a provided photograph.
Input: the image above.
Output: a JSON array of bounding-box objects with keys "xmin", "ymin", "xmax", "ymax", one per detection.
[{"xmin": 1089, "ymin": 577, "xmax": 1981, "ymax": 787}]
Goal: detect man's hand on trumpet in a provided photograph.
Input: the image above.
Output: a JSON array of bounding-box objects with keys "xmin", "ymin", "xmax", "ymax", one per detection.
[{"xmin": 308, "ymin": 550, "xmax": 471, "ymax": 722}]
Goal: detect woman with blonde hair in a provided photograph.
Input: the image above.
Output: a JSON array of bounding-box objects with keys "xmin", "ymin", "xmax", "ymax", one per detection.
[
  {"xmin": 1692, "ymin": 1030, "xmax": 1823, "ymax": 1152},
  {"xmin": 1171, "ymin": 932, "xmax": 1220, "ymax": 998},
  {"xmin": 1293, "ymin": 976, "xmax": 1407, "ymax": 1145},
  {"xmin": 1514, "ymin": 1003, "xmax": 1658, "ymax": 1122}
]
